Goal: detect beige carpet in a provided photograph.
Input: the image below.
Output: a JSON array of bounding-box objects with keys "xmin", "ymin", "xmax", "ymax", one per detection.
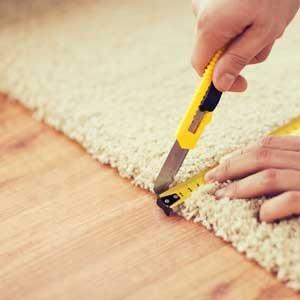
[{"xmin": 0, "ymin": 0, "xmax": 299, "ymax": 290}]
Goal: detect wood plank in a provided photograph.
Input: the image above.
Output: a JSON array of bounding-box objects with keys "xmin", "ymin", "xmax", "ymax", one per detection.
[{"xmin": 0, "ymin": 96, "xmax": 298, "ymax": 300}]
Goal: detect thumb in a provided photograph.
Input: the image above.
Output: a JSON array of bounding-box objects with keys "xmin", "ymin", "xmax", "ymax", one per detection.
[{"xmin": 213, "ymin": 25, "xmax": 270, "ymax": 91}]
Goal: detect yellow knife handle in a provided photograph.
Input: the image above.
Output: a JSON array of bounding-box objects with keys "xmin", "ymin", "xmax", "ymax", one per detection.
[{"xmin": 176, "ymin": 50, "xmax": 223, "ymax": 149}]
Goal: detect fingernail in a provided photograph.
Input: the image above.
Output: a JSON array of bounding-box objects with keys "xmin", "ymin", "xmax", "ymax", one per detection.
[
  {"xmin": 219, "ymin": 73, "xmax": 235, "ymax": 91},
  {"xmin": 215, "ymin": 188, "xmax": 229, "ymax": 199},
  {"xmin": 259, "ymin": 206, "xmax": 271, "ymax": 223},
  {"xmin": 219, "ymin": 153, "xmax": 233, "ymax": 164},
  {"xmin": 205, "ymin": 168, "xmax": 218, "ymax": 182},
  {"xmin": 220, "ymin": 150, "xmax": 243, "ymax": 164}
]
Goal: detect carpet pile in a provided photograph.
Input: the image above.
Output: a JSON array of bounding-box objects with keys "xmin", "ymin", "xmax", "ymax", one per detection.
[{"xmin": 0, "ymin": 0, "xmax": 299, "ymax": 290}]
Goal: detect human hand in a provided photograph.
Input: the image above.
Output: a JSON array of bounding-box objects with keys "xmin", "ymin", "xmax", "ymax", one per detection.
[
  {"xmin": 205, "ymin": 136, "xmax": 300, "ymax": 222},
  {"xmin": 191, "ymin": 0, "xmax": 300, "ymax": 92}
]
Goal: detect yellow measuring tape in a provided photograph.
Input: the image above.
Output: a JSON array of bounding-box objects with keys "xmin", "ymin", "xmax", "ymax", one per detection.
[{"xmin": 157, "ymin": 117, "xmax": 300, "ymax": 216}]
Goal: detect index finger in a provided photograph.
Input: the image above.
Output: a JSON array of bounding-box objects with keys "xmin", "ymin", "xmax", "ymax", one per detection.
[
  {"xmin": 191, "ymin": 28, "xmax": 227, "ymax": 75},
  {"xmin": 205, "ymin": 148, "xmax": 300, "ymax": 183},
  {"xmin": 191, "ymin": 1, "xmax": 228, "ymax": 74}
]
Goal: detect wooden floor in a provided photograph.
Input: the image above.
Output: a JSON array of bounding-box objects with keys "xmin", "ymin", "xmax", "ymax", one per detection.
[{"xmin": 0, "ymin": 96, "xmax": 298, "ymax": 300}]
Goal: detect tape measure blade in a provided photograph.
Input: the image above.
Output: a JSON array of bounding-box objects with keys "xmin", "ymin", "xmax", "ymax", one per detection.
[
  {"xmin": 157, "ymin": 116, "xmax": 300, "ymax": 215},
  {"xmin": 271, "ymin": 117, "xmax": 300, "ymax": 136}
]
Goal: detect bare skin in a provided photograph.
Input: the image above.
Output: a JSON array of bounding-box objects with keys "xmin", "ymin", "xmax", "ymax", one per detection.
[
  {"xmin": 192, "ymin": 0, "xmax": 300, "ymax": 222},
  {"xmin": 205, "ymin": 136, "xmax": 300, "ymax": 222},
  {"xmin": 192, "ymin": 0, "xmax": 300, "ymax": 92}
]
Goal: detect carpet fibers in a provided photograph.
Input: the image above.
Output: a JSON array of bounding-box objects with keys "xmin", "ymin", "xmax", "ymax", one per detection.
[{"xmin": 0, "ymin": 0, "xmax": 299, "ymax": 290}]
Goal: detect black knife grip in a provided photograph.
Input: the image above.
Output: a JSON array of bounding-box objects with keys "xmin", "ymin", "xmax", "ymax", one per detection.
[{"xmin": 199, "ymin": 83, "xmax": 222, "ymax": 112}]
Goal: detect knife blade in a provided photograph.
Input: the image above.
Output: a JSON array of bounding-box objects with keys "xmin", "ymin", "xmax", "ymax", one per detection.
[
  {"xmin": 153, "ymin": 59, "xmax": 223, "ymax": 195},
  {"xmin": 153, "ymin": 109, "xmax": 206, "ymax": 195}
]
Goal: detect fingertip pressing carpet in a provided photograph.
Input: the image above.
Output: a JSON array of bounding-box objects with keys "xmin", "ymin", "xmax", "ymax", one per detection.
[{"xmin": 0, "ymin": 0, "xmax": 299, "ymax": 290}]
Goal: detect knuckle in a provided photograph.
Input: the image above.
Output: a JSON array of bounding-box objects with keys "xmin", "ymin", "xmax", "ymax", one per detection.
[
  {"xmin": 229, "ymin": 181, "xmax": 239, "ymax": 196},
  {"xmin": 221, "ymin": 159, "xmax": 231, "ymax": 177},
  {"xmin": 257, "ymin": 53, "xmax": 268, "ymax": 63},
  {"xmin": 261, "ymin": 169, "xmax": 278, "ymax": 187},
  {"xmin": 252, "ymin": 55, "xmax": 265, "ymax": 64},
  {"xmin": 254, "ymin": 147, "xmax": 271, "ymax": 165},
  {"xmin": 225, "ymin": 52, "xmax": 249, "ymax": 68},
  {"xmin": 293, "ymin": 138, "xmax": 300, "ymax": 150},
  {"xmin": 261, "ymin": 136, "xmax": 274, "ymax": 147}
]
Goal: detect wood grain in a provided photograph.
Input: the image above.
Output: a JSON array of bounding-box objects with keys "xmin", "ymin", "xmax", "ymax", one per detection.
[{"xmin": 0, "ymin": 96, "xmax": 298, "ymax": 300}]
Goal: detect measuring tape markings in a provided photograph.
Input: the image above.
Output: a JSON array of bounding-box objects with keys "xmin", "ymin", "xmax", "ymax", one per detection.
[{"xmin": 157, "ymin": 117, "xmax": 300, "ymax": 216}]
